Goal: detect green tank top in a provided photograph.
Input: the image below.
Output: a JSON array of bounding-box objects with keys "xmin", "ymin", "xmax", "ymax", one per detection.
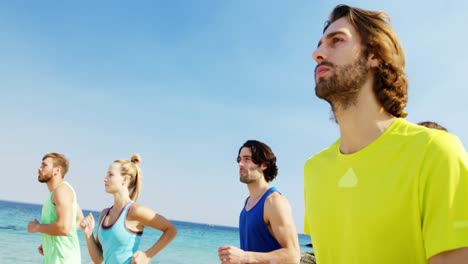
[{"xmin": 41, "ymin": 181, "xmax": 81, "ymax": 264}]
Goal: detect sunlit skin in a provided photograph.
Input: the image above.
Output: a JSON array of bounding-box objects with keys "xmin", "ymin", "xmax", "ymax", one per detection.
[
  {"xmin": 238, "ymin": 147, "xmax": 266, "ymax": 184},
  {"xmin": 312, "ymin": 17, "xmax": 373, "ymax": 112},
  {"xmin": 104, "ymin": 163, "xmax": 126, "ymax": 194},
  {"xmin": 38, "ymin": 158, "xmax": 56, "ymax": 183},
  {"xmin": 313, "ymin": 17, "xmax": 363, "ymax": 83}
]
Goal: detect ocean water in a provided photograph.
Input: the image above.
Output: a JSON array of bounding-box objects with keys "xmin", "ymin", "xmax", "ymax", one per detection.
[{"xmin": 0, "ymin": 200, "xmax": 312, "ymax": 263}]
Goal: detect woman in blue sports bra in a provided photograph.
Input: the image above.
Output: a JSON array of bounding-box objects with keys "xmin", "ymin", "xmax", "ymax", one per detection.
[{"xmin": 80, "ymin": 153, "xmax": 178, "ymax": 263}]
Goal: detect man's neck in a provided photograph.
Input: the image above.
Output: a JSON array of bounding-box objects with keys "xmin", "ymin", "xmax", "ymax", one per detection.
[
  {"xmin": 335, "ymin": 86, "xmax": 396, "ymax": 154},
  {"xmin": 46, "ymin": 176, "xmax": 64, "ymax": 192},
  {"xmin": 247, "ymin": 179, "xmax": 270, "ymax": 200}
]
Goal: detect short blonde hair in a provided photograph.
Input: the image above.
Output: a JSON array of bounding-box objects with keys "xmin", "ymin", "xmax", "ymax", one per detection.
[{"xmin": 42, "ymin": 153, "xmax": 70, "ymax": 178}]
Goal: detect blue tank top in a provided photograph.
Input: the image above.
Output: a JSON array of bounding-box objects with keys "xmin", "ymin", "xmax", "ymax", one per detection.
[
  {"xmin": 239, "ymin": 187, "xmax": 282, "ymax": 252},
  {"xmin": 97, "ymin": 202, "xmax": 143, "ymax": 264}
]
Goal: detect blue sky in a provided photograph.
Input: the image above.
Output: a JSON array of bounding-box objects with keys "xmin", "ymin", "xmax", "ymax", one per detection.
[{"xmin": 1, "ymin": 0, "xmax": 467, "ymax": 231}]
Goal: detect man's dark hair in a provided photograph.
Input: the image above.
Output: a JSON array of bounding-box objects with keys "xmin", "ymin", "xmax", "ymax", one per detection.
[
  {"xmin": 418, "ymin": 121, "xmax": 448, "ymax": 132},
  {"xmin": 237, "ymin": 140, "xmax": 278, "ymax": 182}
]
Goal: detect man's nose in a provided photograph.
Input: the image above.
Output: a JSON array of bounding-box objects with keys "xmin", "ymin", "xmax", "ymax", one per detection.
[{"xmin": 312, "ymin": 45, "xmax": 327, "ymax": 64}]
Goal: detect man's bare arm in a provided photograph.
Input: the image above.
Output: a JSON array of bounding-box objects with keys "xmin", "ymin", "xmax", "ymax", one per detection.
[{"xmin": 28, "ymin": 184, "xmax": 74, "ymax": 236}]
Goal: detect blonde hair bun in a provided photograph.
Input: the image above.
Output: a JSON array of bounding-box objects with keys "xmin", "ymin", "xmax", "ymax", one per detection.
[{"xmin": 131, "ymin": 153, "xmax": 141, "ymax": 165}]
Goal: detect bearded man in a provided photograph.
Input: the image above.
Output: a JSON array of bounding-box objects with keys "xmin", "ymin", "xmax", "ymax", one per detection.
[
  {"xmin": 28, "ymin": 153, "xmax": 83, "ymax": 264},
  {"xmin": 303, "ymin": 5, "xmax": 468, "ymax": 264}
]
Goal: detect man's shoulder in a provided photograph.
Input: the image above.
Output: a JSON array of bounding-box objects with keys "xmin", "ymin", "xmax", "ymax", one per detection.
[
  {"xmin": 263, "ymin": 191, "xmax": 292, "ymax": 223},
  {"xmin": 395, "ymin": 120, "xmax": 466, "ymax": 160},
  {"xmin": 51, "ymin": 182, "xmax": 75, "ymax": 203},
  {"xmin": 305, "ymin": 139, "xmax": 340, "ymax": 165},
  {"xmin": 265, "ymin": 190, "xmax": 289, "ymax": 208},
  {"xmin": 424, "ymin": 131, "xmax": 466, "ymax": 159},
  {"xmin": 54, "ymin": 182, "xmax": 74, "ymax": 195},
  {"xmin": 392, "ymin": 118, "xmax": 446, "ymax": 141},
  {"xmin": 402, "ymin": 120, "xmax": 463, "ymax": 150}
]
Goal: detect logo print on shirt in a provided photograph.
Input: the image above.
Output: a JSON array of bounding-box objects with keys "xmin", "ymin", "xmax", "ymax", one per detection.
[{"xmin": 338, "ymin": 168, "xmax": 358, "ymax": 188}]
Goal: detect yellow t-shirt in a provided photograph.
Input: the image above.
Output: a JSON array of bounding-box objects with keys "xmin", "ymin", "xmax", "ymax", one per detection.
[{"xmin": 304, "ymin": 118, "xmax": 468, "ymax": 263}]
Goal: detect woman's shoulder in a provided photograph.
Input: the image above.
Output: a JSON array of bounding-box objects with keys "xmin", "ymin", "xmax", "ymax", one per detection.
[{"xmin": 127, "ymin": 202, "xmax": 156, "ymax": 220}]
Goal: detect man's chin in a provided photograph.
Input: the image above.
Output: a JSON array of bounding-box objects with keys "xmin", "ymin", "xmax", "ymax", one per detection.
[
  {"xmin": 38, "ymin": 177, "xmax": 49, "ymax": 183},
  {"xmin": 239, "ymin": 177, "xmax": 253, "ymax": 184}
]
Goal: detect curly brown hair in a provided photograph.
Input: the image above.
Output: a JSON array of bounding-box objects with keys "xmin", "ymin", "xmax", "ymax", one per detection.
[
  {"xmin": 237, "ymin": 140, "xmax": 278, "ymax": 182},
  {"xmin": 325, "ymin": 5, "xmax": 408, "ymax": 117}
]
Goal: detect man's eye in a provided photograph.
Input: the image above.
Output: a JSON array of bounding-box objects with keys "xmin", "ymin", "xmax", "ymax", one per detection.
[{"xmin": 332, "ymin": 37, "xmax": 343, "ymax": 44}]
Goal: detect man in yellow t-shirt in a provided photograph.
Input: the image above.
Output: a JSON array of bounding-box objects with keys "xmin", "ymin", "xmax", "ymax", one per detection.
[{"xmin": 304, "ymin": 4, "xmax": 468, "ymax": 263}]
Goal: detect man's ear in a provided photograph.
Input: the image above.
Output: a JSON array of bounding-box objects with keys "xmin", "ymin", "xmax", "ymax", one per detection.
[
  {"xmin": 368, "ymin": 53, "xmax": 380, "ymax": 68},
  {"xmin": 260, "ymin": 163, "xmax": 268, "ymax": 171},
  {"xmin": 53, "ymin": 167, "xmax": 61, "ymax": 177}
]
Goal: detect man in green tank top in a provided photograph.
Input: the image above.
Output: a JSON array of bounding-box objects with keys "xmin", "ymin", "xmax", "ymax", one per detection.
[{"xmin": 27, "ymin": 153, "xmax": 83, "ymax": 264}]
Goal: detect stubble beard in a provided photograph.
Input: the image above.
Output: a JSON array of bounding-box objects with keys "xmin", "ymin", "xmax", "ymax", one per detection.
[
  {"xmin": 38, "ymin": 172, "xmax": 52, "ymax": 183},
  {"xmin": 315, "ymin": 56, "xmax": 370, "ymax": 112},
  {"xmin": 239, "ymin": 174, "xmax": 254, "ymax": 184}
]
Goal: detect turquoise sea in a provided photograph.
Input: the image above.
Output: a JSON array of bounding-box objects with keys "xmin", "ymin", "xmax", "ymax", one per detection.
[{"xmin": 0, "ymin": 200, "xmax": 312, "ymax": 263}]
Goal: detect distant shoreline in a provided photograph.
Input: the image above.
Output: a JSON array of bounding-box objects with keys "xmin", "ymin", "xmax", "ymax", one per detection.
[{"xmin": 0, "ymin": 199, "xmax": 309, "ymax": 236}]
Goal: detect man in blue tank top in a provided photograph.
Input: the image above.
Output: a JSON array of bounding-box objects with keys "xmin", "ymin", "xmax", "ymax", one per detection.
[{"xmin": 218, "ymin": 140, "xmax": 300, "ymax": 264}]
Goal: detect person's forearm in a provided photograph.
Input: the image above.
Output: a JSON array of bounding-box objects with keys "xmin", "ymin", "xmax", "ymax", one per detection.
[
  {"xmin": 145, "ymin": 227, "xmax": 178, "ymax": 258},
  {"xmin": 85, "ymin": 236, "xmax": 103, "ymax": 264},
  {"xmin": 244, "ymin": 248, "xmax": 300, "ymax": 264},
  {"xmin": 37, "ymin": 222, "xmax": 71, "ymax": 236}
]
